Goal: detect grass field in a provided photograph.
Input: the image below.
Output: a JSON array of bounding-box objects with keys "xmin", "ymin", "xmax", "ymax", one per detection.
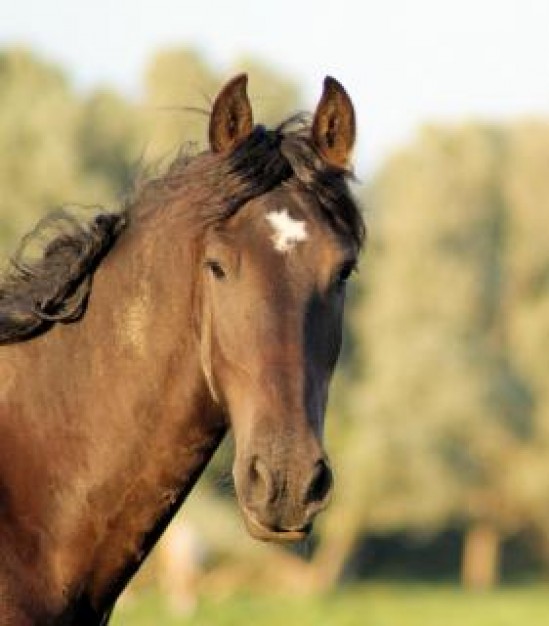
[{"xmin": 111, "ymin": 584, "xmax": 549, "ymax": 626}]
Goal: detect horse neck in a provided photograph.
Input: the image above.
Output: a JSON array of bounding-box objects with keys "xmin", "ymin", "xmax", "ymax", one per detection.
[
  {"xmin": 5, "ymin": 214, "xmax": 226, "ymax": 615},
  {"xmin": 85, "ymin": 218, "xmax": 226, "ymax": 593}
]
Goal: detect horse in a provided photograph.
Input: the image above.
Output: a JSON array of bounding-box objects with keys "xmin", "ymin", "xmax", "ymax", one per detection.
[{"xmin": 0, "ymin": 74, "xmax": 365, "ymax": 625}]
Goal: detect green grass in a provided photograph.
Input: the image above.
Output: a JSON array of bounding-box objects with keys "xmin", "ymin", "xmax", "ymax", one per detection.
[{"xmin": 111, "ymin": 583, "xmax": 549, "ymax": 626}]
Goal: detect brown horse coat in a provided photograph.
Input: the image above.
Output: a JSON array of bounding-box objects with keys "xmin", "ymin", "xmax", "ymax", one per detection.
[{"xmin": 0, "ymin": 75, "xmax": 364, "ymax": 625}]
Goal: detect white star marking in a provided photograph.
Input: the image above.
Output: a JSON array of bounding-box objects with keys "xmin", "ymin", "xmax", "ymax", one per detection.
[{"xmin": 265, "ymin": 209, "xmax": 308, "ymax": 253}]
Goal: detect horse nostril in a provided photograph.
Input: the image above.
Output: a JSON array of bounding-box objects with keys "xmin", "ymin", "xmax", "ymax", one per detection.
[
  {"xmin": 304, "ymin": 459, "xmax": 333, "ymax": 507},
  {"xmin": 248, "ymin": 457, "xmax": 276, "ymax": 505}
]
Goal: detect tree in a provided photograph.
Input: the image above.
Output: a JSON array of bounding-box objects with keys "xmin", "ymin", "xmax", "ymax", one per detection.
[
  {"xmin": 0, "ymin": 50, "xmax": 82, "ymax": 255},
  {"xmin": 78, "ymin": 89, "xmax": 141, "ymax": 199},
  {"xmin": 502, "ymin": 122, "xmax": 549, "ymax": 559},
  {"xmin": 141, "ymin": 48, "xmax": 218, "ymax": 162},
  {"xmin": 342, "ymin": 123, "xmax": 549, "ymax": 589}
]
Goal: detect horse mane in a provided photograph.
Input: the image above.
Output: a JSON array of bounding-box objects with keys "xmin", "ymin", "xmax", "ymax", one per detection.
[
  {"xmin": 0, "ymin": 117, "xmax": 365, "ymax": 345},
  {"xmin": 0, "ymin": 207, "xmax": 126, "ymax": 344}
]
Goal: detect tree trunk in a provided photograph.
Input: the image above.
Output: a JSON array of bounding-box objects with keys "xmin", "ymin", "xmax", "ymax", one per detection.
[
  {"xmin": 461, "ymin": 521, "xmax": 501, "ymax": 590},
  {"xmin": 308, "ymin": 522, "xmax": 361, "ymax": 591}
]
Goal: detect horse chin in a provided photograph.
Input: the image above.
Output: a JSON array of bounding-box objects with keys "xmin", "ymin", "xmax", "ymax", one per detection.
[{"xmin": 241, "ymin": 507, "xmax": 312, "ymax": 543}]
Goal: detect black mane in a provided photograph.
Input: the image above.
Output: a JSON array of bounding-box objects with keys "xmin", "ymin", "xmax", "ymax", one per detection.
[
  {"xmin": 0, "ymin": 118, "xmax": 364, "ymax": 345},
  {"xmin": 0, "ymin": 207, "xmax": 126, "ymax": 344}
]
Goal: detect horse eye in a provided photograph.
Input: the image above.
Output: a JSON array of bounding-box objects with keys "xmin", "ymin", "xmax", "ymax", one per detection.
[
  {"xmin": 205, "ymin": 259, "xmax": 226, "ymax": 280},
  {"xmin": 335, "ymin": 261, "xmax": 356, "ymax": 288}
]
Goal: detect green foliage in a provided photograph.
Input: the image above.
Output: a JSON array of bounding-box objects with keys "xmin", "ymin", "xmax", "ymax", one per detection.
[
  {"xmin": 502, "ymin": 122, "xmax": 549, "ymax": 540},
  {"xmin": 0, "ymin": 49, "xmax": 131, "ymax": 259},
  {"xmin": 78, "ymin": 89, "xmax": 142, "ymax": 197},
  {"xmin": 142, "ymin": 48, "xmax": 218, "ymax": 161},
  {"xmin": 0, "ymin": 50, "xmax": 82, "ymax": 252},
  {"xmin": 337, "ymin": 121, "xmax": 549, "ymax": 557}
]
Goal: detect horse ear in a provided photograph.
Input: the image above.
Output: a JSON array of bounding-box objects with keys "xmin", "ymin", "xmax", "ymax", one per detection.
[
  {"xmin": 312, "ymin": 76, "xmax": 356, "ymax": 169},
  {"xmin": 209, "ymin": 74, "xmax": 254, "ymax": 153}
]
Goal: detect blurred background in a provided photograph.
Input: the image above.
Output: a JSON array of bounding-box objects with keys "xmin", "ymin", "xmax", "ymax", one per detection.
[{"xmin": 1, "ymin": 1, "xmax": 549, "ymax": 624}]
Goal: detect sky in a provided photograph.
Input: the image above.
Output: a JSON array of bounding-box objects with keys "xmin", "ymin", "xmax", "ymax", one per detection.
[{"xmin": 1, "ymin": 0, "xmax": 548, "ymax": 175}]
